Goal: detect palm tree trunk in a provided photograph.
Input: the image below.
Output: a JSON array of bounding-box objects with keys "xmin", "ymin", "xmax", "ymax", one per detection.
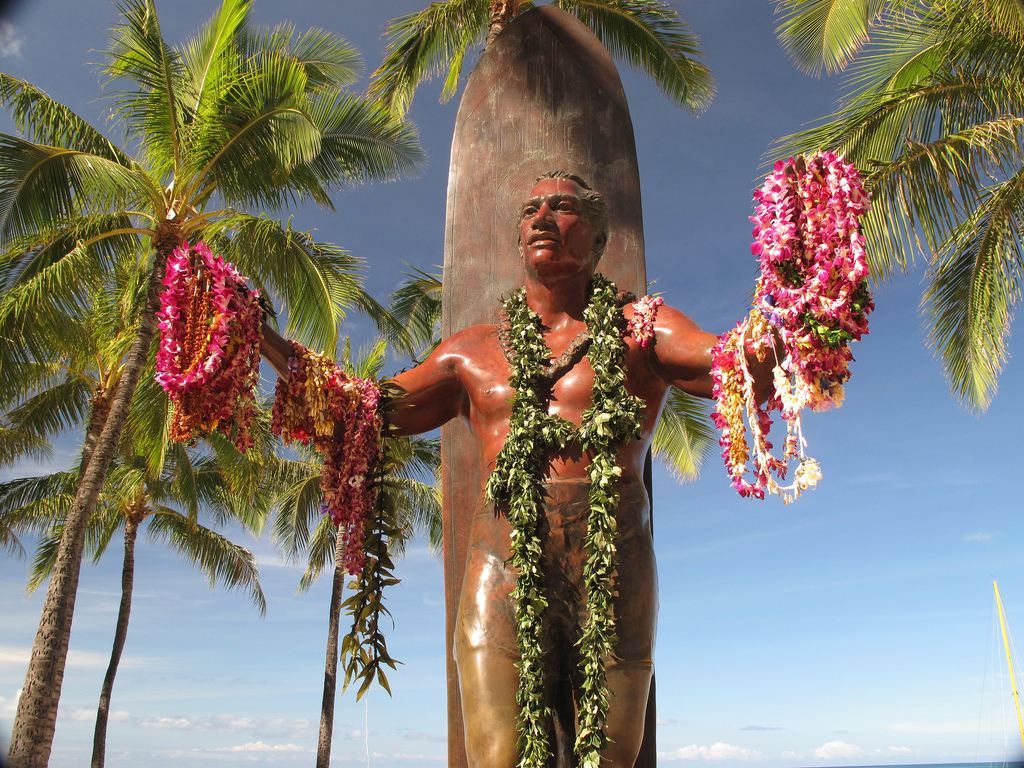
[
  {"xmin": 486, "ymin": 0, "xmax": 519, "ymax": 44},
  {"xmin": 316, "ymin": 532, "xmax": 347, "ymax": 768},
  {"xmin": 78, "ymin": 384, "xmax": 114, "ymax": 478},
  {"xmin": 7, "ymin": 233, "xmax": 177, "ymax": 768},
  {"xmin": 91, "ymin": 518, "xmax": 138, "ymax": 768}
]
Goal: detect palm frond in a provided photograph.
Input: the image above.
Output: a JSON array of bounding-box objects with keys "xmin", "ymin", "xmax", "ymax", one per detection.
[
  {"xmin": 772, "ymin": 76, "xmax": 1024, "ymax": 279},
  {"xmin": 122, "ymin": 369, "xmax": 171, "ymax": 476},
  {"xmin": 303, "ymin": 90, "xmax": 425, "ymax": 191},
  {"xmin": 0, "ymin": 137, "xmax": 149, "ymax": 245},
  {"xmin": 0, "ymin": 511, "xmax": 26, "ymax": 557},
  {"xmin": 178, "ymin": 0, "xmax": 252, "ymax": 119},
  {"xmin": 104, "ymin": 0, "xmax": 186, "ymax": 176},
  {"xmin": 559, "ymin": 0, "xmax": 714, "ymax": 111},
  {"xmin": 270, "ymin": 464, "xmax": 324, "ymax": 560},
  {"xmin": 0, "ymin": 472, "xmax": 77, "ymax": 516},
  {"xmin": 214, "ymin": 215, "xmax": 364, "ymax": 354},
  {"xmin": 237, "ymin": 20, "xmax": 363, "ymax": 92},
  {"xmin": 923, "ymin": 168, "xmax": 1024, "ymax": 411},
  {"xmin": 183, "ymin": 41, "xmax": 324, "ymax": 209},
  {"xmin": 147, "ymin": 509, "xmax": 267, "ymax": 615},
  {"xmin": 27, "ymin": 526, "xmax": 63, "ymax": 593},
  {"xmin": 0, "ymin": 425, "xmax": 53, "ymax": 469},
  {"xmin": 0, "ymin": 221, "xmax": 141, "ymax": 331},
  {"xmin": 368, "ymin": 0, "xmax": 490, "ymax": 117},
  {"xmin": 4, "ymin": 376, "xmax": 95, "ymax": 442},
  {"xmin": 297, "ymin": 513, "xmax": 336, "ymax": 592},
  {"xmin": 651, "ymin": 387, "xmax": 715, "ymax": 481},
  {"xmin": 774, "ymin": 0, "xmax": 892, "ymax": 75},
  {"xmin": 388, "ymin": 266, "xmax": 442, "ymax": 357},
  {"xmin": 0, "ymin": 74, "xmax": 131, "ymax": 163},
  {"xmin": 977, "ymin": 0, "xmax": 1024, "ymax": 41}
]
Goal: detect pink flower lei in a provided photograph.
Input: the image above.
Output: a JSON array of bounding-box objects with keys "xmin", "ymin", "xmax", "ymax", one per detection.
[
  {"xmin": 711, "ymin": 152, "xmax": 874, "ymax": 502},
  {"xmin": 628, "ymin": 294, "xmax": 664, "ymax": 348},
  {"xmin": 270, "ymin": 342, "xmax": 384, "ymax": 574},
  {"xmin": 155, "ymin": 241, "xmax": 263, "ymax": 452}
]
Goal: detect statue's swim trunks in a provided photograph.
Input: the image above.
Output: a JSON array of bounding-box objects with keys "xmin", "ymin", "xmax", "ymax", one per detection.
[{"xmin": 455, "ymin": 476, "xmax": 658, "ymax": 695}]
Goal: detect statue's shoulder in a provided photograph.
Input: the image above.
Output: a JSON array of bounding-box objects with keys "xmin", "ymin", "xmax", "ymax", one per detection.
[{"xmin": 437, "ymin": 322, "xmax": 501, "ymax": 362}]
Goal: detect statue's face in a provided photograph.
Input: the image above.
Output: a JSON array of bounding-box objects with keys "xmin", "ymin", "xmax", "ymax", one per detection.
[{"xmin": 519, "ymin": 178, "xmax": 603, "ymax": 280}]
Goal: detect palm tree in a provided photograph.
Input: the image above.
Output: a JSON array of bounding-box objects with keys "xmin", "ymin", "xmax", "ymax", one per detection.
[
  {"xmin": 1, "ymin": 0, "xmax": 423, "ymax": 762},
  {"xmin": 269, "ymin": 339, "xmax": 442, "ymax": 768},
  {"xmin": 1, "ymin": 258, "xmax": 280, "ymax": 767},
  {"xmin": 0, "ymin": 431, "xmax": 271, "ymax": 768},
  {"xmin": 368, "ymin": 0, "xmax": 715, "ymax": 118},
  {"xmin": 773, "ymin": 0, "xmax": 1024, "ymax": 410}
]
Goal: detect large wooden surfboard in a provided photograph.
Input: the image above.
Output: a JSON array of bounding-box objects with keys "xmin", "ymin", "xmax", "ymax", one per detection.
[{"xmin": 441, "ymin": 7, "xmax": 654, "ymax": 766}]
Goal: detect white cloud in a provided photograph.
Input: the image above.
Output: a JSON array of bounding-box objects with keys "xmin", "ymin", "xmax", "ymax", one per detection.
[
  {"xmin": 212, "ymin": 742, "xmax": 304, "ymax": 752},
  {"xmin": 1, "ymin": 690, "xmax": 21, "ymax": 719},
  {"xmin": 814, "ymin": 740, "xmax": 861, "ymax": 759},
  {"xmin": 137, "ymin": 713, "xmax": 314, "ymax": 738},
  {"xmin": 390, "ymin": 754, "xmax": 445, "ymax": 761},
  {"xmin": 254, "ymin": 552, "xmax": 306, "ymax": 572},
  {"xmin": 889, "ymin": 746, "xmax": 913, "ymax": 754},
  {"xmin": 346, "ymin": 729, "xmax": 366, "ymax": 739},
  {"xmin": 965, "ymin": 531, "xmax": 994, "ymax": 542},
  {"xmin": 780, "ymin": 751, "xmax": 803, "ymax": 760},
  {"xmin": 660, "ymin": 743, "xmax": 762, "ymax": 760},
  {"xmin": 0, "ymin": 646, "xmax": 146, "ymax": 670},
  {"xmin": 63, "ymin": 708, "xmax": 98, "ymax": 722},
  {"xmin": 657, "ymin": 718, "xmax": 680, "ymax": 726},
  {"xmin": 0, "ymin": 22, "xmax": 21, "ymax": 58},
  {"xmin": 403, "ymin": 731, "xmax": 445, "ymax": 742},
  {"xmin": 0, "ymin": 647, "xmax": 30, "ymax": 666}
]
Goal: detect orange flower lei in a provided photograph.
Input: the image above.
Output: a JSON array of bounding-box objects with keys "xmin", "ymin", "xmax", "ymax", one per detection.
[{"xmin": 270, "ymin": 342, "xmax": 383, "ymax": 573}]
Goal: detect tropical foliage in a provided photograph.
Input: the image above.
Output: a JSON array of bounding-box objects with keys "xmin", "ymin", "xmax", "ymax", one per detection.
[
  {"xmin": 1, "ymin": 432, "xmax": 271, "ymax": 768},
  {"xmin": 0, "ymin": 0, "xmax": 422, "ymax": 762},
  {"xmin": 1, "ymin": 243, "xmax": 279, "ymax": 767},
  {"xmin": 368, "ymin": 0, "xmax": 714, "ymax": 117},
  {"xmin": 269, "ymin": 340, "xmax": 441, "ymax": 768},
  {"xmin": 773, "ymin": 0, "xmax": 1024, "ymax": 410}
]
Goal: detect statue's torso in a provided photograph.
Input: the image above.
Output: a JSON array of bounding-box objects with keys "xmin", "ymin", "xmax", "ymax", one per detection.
[{"xmin": 448, "ymin": 314, "xmax": 671, "ymax": 489}]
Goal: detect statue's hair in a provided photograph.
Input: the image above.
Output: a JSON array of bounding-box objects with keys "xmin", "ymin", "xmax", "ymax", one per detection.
[{"xmin": 520, "ymin": 171, "xmax": 609, "ymax": 263}]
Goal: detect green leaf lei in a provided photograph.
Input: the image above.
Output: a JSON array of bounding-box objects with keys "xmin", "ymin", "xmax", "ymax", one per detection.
[
  {"xmin": 486, "ymin": 273, "xmax": 646, "ymax": 768},
  {"xmin": 340, "ymin": 383, "xmax": 404, "ymax": 700}
]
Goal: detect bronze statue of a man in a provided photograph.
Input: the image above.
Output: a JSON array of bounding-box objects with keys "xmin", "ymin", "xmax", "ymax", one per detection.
[{"xmin": 263, "ymin": 172, "xmax": 761, "ymax": 767}]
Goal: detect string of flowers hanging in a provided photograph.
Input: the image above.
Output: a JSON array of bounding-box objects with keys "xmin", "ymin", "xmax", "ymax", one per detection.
[
  {"xmin": 155, "ymin": 241, "xmax": 263, "ymax": 452},
  {"xmin": 712, "ymin": 152, "xmax": 872, "ymax": 499},
  {"xmin": 270, "ymin": 342, "xmax": 384, "ymax": 573},
  {"xmin": 711, "ymin": 152, "xmax": 873, "ymax": 501}
]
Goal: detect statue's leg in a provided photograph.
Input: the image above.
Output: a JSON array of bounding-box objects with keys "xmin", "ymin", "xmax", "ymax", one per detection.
[
  {"xmin": 602, "ymin": 480, "xmax": 658, "ymax": 767},
  {"xmin": 455, "ymin": 511, "xmax": 523, "ymax": 768}
]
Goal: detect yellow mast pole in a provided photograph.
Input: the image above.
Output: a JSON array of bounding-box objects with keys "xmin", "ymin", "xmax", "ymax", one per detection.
[{"xmin": 994, "ymin": 580, "xmax": 1024, "ymax": 755}]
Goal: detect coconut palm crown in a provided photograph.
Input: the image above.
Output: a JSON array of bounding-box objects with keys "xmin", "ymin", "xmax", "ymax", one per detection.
[
  {"xmin": 1, "ymin": 0, "xmax": 422, "ymax": 764},
  {"xmin": 773, "ymin": 0, "xmax": 1024, "ymax": 411},
  {"xmin": 369, "ymin": 0, "xmax": 715, "ymax": 118}
]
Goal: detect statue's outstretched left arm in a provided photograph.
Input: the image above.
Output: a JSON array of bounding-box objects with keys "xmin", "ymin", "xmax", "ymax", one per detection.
[
  {"xmin": 646, "ymin": 305, "xmax": 777, "ymax": 403},
  {"xmin": 646, "ymin": 304, "xmax": 718, "ymax": 398}
]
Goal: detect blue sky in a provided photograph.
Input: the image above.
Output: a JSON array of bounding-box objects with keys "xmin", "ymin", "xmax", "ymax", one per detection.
[{"xmin": 3, "ymin": 1, "xmax": 1024, "ymax": 767}]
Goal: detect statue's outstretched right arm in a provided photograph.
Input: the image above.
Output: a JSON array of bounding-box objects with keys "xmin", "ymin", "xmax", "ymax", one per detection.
[{"xmin": 386, "ymin": 330, "xmax": 475, "ymax": 437}]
